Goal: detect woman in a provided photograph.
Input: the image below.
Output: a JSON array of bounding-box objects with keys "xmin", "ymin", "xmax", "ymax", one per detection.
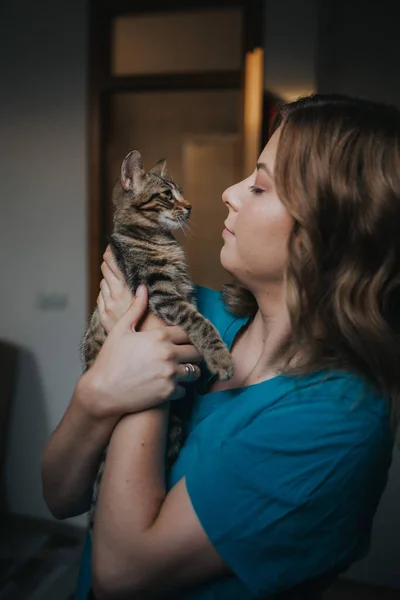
[{"xmin": 42, "ymin": 94, "xmax": 399, "ymax": 599}]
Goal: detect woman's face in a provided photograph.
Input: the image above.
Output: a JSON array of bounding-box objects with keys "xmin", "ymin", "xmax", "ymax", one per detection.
[{"xmin": 221, "ymin": 127, "xmax": 293, "ymax": 292}]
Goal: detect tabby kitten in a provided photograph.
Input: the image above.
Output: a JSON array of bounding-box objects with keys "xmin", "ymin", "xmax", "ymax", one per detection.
[{"xmin": 82, "ymin": 150, "xmax": 233, "ymax": 527}]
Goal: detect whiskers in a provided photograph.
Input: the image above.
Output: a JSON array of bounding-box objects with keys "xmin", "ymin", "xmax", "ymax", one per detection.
[{"xmin": 176, "ymin": 215, "xmax": 196, "ymax": 237}]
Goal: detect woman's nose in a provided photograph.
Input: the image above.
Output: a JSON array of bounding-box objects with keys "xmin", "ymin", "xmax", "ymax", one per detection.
[{"xmin": 222, "ymin": 183, "xmax": 240, "ymax": 211}]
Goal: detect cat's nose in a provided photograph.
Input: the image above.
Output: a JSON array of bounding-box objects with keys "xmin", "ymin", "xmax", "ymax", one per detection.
[{"xmin": 185, "ymin": 206, "xmax": 192, "ymax": 217}]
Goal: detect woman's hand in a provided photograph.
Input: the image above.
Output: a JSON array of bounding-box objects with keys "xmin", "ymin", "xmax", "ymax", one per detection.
[
  {"xmin": 97, "ymin": 245, "xmax": 164, "ymax": 333},
  {"xmin": 82, "ymin": 285, "xmax": 201, "ymax": 419}
]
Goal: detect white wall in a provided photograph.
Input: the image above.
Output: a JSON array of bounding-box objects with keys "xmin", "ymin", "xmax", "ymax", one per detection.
[{"xmin": 0, "ymin": 0, "xmax": 88, "ymax": 526}]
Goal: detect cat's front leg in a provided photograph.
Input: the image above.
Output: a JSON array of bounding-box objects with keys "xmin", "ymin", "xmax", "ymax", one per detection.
[{"xmin": 150, "ymin": 297, "xmax": 234, "ymax": 381}]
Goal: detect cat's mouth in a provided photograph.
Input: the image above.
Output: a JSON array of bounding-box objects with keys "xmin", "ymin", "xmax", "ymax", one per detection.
[{"xmin": 160, "ymin": 212, "xmax": 190, "ymax": 230}]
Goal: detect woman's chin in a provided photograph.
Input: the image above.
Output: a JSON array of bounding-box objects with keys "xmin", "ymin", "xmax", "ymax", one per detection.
[{"xmin": 220, "ymin": 247, "xmax": 236, "ymax": 278}]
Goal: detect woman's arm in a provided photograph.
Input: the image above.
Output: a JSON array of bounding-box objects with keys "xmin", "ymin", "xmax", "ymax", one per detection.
[
  {"xmin": 41, "ymin": 378, "xmax": 119, "ymax": 519},
  {"xmin": 41, "ymin": 249, "xmax": 163, "ymax": 520},
  {"xmin": 92, "ymin": 381, "xmax": 392, "ymax": 600},
  {"xmin": 92, "ymin": 408, "xmax": 229, "ymax": 600},
  {"xmin": 40, "ymin": 298, "xmax": 178, "ymax": 520},
  {"xmin": 42, "ymin": 249, "xmax": 134, "ymax": 520},
  {"xmin": 42, "ymin": 254, "xmax": 201, "ymax": 521}
]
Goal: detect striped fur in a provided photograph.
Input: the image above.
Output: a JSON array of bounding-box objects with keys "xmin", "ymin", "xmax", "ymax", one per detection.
[{"xmin": 82, "ymin": 150, "xmax": 233, "ymax": 528}]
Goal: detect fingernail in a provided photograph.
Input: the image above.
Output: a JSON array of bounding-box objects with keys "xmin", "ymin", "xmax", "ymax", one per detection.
[{"xmin": 136, "ymin": 284, "xmax": 145, "ymax": 297}]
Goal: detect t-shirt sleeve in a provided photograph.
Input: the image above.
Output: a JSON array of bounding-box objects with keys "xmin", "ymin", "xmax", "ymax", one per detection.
[
  {"xmin": 185, "ymin": 384, "xmax": 392, "ymax": 597},
  {"xmin": 194, "ymin": 286, "xmax": 228, "ymax": 330},
  {"xmin": 194, "ymin": 285, "xmax": 246, "ymax": 347}
]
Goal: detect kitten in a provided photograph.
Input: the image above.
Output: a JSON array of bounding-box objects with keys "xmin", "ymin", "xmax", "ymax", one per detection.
[{"xmin": 82, "ymin": 150, "xmax": 233, "ymax": 527}]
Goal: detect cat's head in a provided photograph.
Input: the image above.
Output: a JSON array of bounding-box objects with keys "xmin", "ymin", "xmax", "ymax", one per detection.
[{"xmin": 112, "ymin": 150, "xmax": 191, "ymax": 232}]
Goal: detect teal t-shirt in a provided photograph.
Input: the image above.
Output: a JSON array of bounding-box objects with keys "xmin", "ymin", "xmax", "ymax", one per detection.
[{"xmin": 75, "ymin": 286, "xmax": 393, "ymax": 600}]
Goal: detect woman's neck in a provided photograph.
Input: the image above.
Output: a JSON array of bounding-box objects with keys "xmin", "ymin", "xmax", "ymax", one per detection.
[
  {"xmin": 237, "ymin": 303, "xmax": 291, "ymax": 385},
  {"xmin": 209, "ymin": 288, "xmax": 290, "ymax": 393}
]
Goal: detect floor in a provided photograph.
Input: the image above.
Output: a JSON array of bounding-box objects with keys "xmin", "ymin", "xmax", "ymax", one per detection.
[
  {"xmin": 323, "ymin": 579, "xmax": 400, "ymax": 600},
  {"xmin": 0, "ymin": 514, "xmax": 85, "ymax": 600}
]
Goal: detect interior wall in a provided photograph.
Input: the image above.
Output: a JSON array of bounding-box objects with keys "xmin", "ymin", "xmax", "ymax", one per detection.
[
  {"xmin": 112, "ymin": 9, "xmax": 242, "ymax": 75},
  {"xmin": 182, "ymin": 134, "xmax": 242, "ymax": 290},
  {"xmin": 263, "ymin": 0, "xmax": 317, "ymax": 98},
  {"xmin": 318, "ymin": 0, "xmax": 400, "ymax": 106},
  {"xmin": 0, "ymin": 0, "xmax": 88, "ymax": 526}
]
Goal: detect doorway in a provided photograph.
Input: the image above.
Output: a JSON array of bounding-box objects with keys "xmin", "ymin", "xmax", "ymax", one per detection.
[{"xmin": 88, "ymin": 0, "xmax": 264, "ymax": 306}]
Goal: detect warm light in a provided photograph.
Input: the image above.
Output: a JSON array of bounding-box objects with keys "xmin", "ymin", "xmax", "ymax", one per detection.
[
  {"xmin": 243, "ymin": 47, "xmax": 264, "ymax": 177},
  {"xmin": 277, "ymin": 87, "xmax": 314, "ymax": 103}
]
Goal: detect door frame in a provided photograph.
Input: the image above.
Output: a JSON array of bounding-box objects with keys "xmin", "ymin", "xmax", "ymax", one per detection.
[{"xmin": 87, "ymin": 0, "xmax": 264, "ymax": 308}]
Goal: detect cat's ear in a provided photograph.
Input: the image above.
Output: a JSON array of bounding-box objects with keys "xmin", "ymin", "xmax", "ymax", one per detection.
[
  {"xmin": 121, "ymin": 151, "xmax": 145, "ymax": 192},
  {"xmin": 149, "ymin": 159, "xmax": 168, "ymax": 178}
]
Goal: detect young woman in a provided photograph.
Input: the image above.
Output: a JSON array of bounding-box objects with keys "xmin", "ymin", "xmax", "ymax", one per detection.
[{"xmin": 42, "ymin": 94, "xmax": 399, "ymax": 599}]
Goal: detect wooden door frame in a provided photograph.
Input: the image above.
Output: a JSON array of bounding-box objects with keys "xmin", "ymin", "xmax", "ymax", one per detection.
[{"xmin": 87, "ymin": 0, "xmax": 264, "ymax": 309}]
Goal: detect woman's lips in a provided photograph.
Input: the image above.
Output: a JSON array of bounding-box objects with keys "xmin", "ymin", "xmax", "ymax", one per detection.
[{"xmin": 223, "ymin": 223, "xmax": 234, "ymax": 235}]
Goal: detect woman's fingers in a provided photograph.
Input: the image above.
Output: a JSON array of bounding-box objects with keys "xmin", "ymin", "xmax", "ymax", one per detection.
[
  {"xmin": 115, "ymin": 286, "xmax": 149, "ymax": 333},
  {"xmin": 97, "ymin": 290, "xmax": 105, "ymax": 313},
  {"xmin": 97, "ymin": 291, "xmax": 114, "ymax": 334},
  {"xmin": 153, "ymin": 325, "xmax": 202, "ymax": 364},
  {"xmin": 165, "ymin": 326, "xmax": 196, "ymax": 345},
  {"xmin": 101, "ymin": 260, "xmax": 124, "ymax": 290},
  {"xmin": 169, "ymin": 385, "xmax": 186, "ymax": 400},
  {"xmin": 175, "ymin": 362, "xmax": 201, "ymax": 383},
  {"xmin": 100, "ymin": 278, "xmax": 111, "ymax": 298},
  {"xmin": 103, "ymin": 246, "xmax": 123, "ymax": 279},
  {"xmin": 173, "ymin": 343, "xmax": 202, "ymax": 365}
]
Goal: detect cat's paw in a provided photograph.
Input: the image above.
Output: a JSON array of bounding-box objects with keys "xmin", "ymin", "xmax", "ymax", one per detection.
[{"xmin": 205, "ymin": 347, "xmax": 234, "ymax": 381}]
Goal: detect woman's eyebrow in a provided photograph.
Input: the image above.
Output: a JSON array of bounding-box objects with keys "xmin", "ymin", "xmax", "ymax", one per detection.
[{"xmin": 256, "ymin": 162, "xmax": 274, "ymax": 179}]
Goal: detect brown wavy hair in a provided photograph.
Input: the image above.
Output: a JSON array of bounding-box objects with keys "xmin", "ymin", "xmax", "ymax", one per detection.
[{"xmin": 223, "ymin": 94, "xmax": 400, "ymax": 425}]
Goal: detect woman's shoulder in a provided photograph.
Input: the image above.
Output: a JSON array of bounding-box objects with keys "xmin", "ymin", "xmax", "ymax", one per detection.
[
  {"xmin": 278, "ymin": 370, "xmax": 391, "ymax": 416},
  {"xmin": 184, "ymin": 371, "xmax": 393, "ymax": 599},
  {"xmin": 185, "ymin": 372, "xmax": 391, "ymax": 597},
  {"xmin": 251, "ymin": 370, "xmax": 393, "ymax": 452},
  {"xmin": 189, "ymin": 369, "xmax": 393, "ymax": 511}
]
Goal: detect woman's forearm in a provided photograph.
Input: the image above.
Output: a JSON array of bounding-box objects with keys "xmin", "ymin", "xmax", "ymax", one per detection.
[
  {"xmin": 92, "ymin": 406, "xmax": 169, "ymax": 596},
  {"xmin": 41, "ymin": 377, "xmax": 118, "ymax": 520}
]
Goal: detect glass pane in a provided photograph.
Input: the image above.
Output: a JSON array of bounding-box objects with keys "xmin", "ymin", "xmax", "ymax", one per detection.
[
  {"xmin": 106, "ymin": 90, "xmax": 242, "ymax": 289},
  {"xmin": 112, "ymin": 9, "xmax": 242, "ymax": 75},
  {"xmin": 182, "ymin": 134, "xmax": 241, "ymax": 289}
]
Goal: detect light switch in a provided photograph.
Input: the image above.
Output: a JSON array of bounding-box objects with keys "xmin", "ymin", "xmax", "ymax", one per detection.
[{"xmin": 36, "ymin": 292, "xmax": 69, "ymax": 310}]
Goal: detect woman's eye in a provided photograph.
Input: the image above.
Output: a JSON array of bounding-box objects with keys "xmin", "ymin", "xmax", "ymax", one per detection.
[{"xmin": 249, "ymin": 185, "xmax": 264, "ymax": 195}]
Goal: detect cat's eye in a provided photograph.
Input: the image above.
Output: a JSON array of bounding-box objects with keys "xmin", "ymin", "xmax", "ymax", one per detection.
[{"xmin": 162, "ymin": 189, "xmax": 174, "ymax": 200}]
